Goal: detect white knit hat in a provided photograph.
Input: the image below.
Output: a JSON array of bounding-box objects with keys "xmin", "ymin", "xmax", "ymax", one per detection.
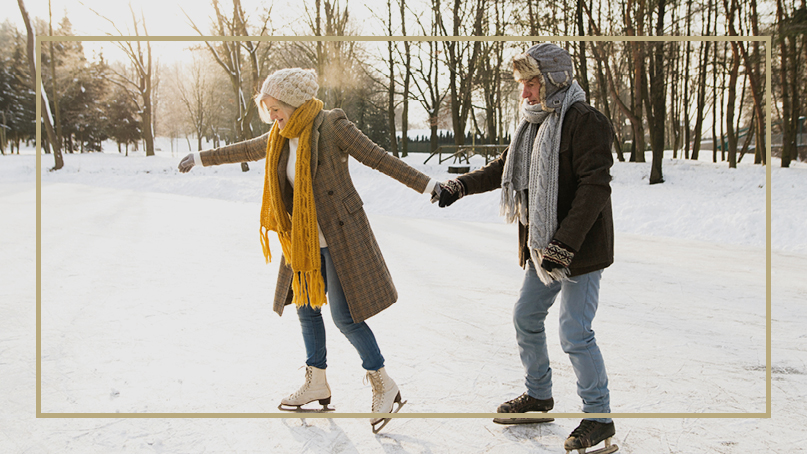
[{"xmin": 260, "ymin": 68, "xmax": 319, "ymax": 108}]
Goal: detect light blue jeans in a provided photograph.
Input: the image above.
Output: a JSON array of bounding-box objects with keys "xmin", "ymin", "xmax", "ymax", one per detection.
[
  {"xmin": 514, "ymin": 261, "xmax": 611, "ymax": 423},
  {"xmin": 296, "ymin": 247, "xmax": 385, "ymax": 371}
]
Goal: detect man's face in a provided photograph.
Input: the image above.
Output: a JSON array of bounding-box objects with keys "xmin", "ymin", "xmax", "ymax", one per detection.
[{"xmin": 520, "ymin": 76, "xmax": 542, "ymax": 106}]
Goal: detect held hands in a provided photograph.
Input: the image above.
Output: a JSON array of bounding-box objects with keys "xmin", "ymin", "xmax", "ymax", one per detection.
[
  {"xmin": 430, "ymin": 179, "xmax": 466, "ymax": 207},
  {"xmin": 178, "ymin": 154, "xmax": 195, "ymax": 173},
  {"xmin": 540, "ymin": 240, "xmax": 575, "ymax": 271}
]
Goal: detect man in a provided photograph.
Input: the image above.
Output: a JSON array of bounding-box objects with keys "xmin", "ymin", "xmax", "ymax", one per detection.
[{"xmin": 435, "ymin": 43, "xmax": 617, "ymax": 454}]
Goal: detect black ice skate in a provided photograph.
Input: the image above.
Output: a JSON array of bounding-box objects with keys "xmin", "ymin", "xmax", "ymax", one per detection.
[
  {"xmin": 564, "ymin": 419, "xmax": 618, "ymax": 454},
  {"xmin": 492, "ymin": 393, "xmax": 554, "ymax": 425}
]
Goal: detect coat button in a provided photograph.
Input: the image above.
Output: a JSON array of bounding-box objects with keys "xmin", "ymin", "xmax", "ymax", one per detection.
[
  {"xmin": 328, "ymin": 190, "xmax": 334, "ymax": 195},
  {"xmin": 339, "ymin": 221, "xmax": 344, "ymax": 226}
]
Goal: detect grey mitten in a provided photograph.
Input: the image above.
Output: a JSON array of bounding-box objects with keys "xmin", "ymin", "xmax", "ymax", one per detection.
[{"xmin": 178, "ymin": 154, "xmax": 195, "ymax": 173}]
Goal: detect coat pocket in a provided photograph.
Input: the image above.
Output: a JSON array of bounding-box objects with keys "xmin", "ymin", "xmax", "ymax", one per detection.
[{"xmin": 342, "ymin": 190, "xmax": 364, "ymax": 214}]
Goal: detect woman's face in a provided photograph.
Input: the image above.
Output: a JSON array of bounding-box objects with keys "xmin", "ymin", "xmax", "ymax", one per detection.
[{"xmin": 263, "ymin": 96, "xmax": 296, "ymax": 129}]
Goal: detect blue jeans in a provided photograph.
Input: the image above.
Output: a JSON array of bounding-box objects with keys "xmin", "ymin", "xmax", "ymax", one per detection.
[
  {"xmin": 296, "ymin": 247, "xmax": 385, "ymax": 371},
  {"xmin": 514, "ymin": 261, "xmax": 611, "ymax": 423}
]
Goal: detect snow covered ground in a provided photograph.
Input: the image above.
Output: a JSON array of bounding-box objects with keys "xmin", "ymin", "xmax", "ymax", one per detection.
[{"xmin": 2, "ymin": 140, "xmax": 805, "ymax": 453}]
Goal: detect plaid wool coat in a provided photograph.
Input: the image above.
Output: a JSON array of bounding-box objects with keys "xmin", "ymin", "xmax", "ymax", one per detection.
[{"xmin": 200, "ymin": 108, "xmax": 431, "ymax": 323}]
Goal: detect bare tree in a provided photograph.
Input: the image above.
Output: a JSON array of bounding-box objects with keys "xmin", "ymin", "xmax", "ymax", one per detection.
[
  {"xmin": 398, "ymin": 0, "xmax": 413, "ymax": 157},
  {"xmin": 647, "ymin": 0, "xmax": 667, "ymax": 184},
  {"xmin": 48, "ymin": 0, "xmax": 62, "ymax": 151},
  {"xmin": 88, "ymin": 3, "xmax": 156, "ymax": 156},
  {"xmin": 436, "ymin": 0, "xmax": 486, "ymax": 145},
  {"xmin": 691, "ymin": 0, "xmax": 714, "ymax": 162},
  {"xmin": 410, "ymin": 10, "xmax": 447, "ymax": 153},
  {"xmin": 186, "ymin": 0, "xmax": 271, "ymax": 143},
  {"xmin": 17, "ymin": 0, "xmax": 63, "ymax": 169},
  {"xmin": 724, "ymin": 0, "xmax": 742, "ymax": 168},
  {"xmin": 625, "ymin": 0, "xmax": 647, "ymax": 163},
  {"xmin": 173, "ymin": 55, "xmax": 213, "ymax": 152},
  {"xmin": 384, "ymin": 0, "xmax": 399, "ymax": 157},
  {"xmin": 775, "ymin": 0, "xmax": 803, "ymax": 167},
  {"xmin": 477, "ymin": 0, "xmax": 508, "ymax": 145}
]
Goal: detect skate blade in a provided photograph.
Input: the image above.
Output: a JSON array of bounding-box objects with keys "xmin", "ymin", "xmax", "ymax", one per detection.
[
  {"xmin": 277, "ymin": 403, "xmax": 335, "ymax": 413},
  {"xmin": 566, "ymin": 440, "xmax": 619, "ymax": 454},
  {"xmin": 493, "ymin": 415, "xmax": 554, "ymax": 425},
  {"xmin": 371, "ymin": 398, "xmax": 407, "ymax": 434}
]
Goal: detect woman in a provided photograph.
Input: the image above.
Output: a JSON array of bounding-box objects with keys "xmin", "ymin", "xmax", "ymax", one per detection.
[{"xmin": 178, "ymin": 68, "xmax": 436, "ymax": 433}]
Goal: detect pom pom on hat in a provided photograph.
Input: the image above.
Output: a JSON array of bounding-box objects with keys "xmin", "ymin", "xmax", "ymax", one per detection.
[{"xmin": 260, "ymin": 68, "xmax": 319, "ymax": 108}]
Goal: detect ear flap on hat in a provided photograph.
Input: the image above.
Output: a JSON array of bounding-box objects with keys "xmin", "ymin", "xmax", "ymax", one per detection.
[{"xmin": 545, "ymin": 70, "xmax": 572, "ymax": 88}]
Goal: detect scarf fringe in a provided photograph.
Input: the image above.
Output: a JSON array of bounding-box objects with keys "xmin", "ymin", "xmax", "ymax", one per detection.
[
  {"xmin": 291, "ymin": 268, "xmax": 328, "ymax": 309},
  {"xmin": 260, "ymin": 226, "xmax": 272, "ymax": 263},
  {"xmin": 500, "ymin": 185, "xmax": 529, "ymax": 225}
]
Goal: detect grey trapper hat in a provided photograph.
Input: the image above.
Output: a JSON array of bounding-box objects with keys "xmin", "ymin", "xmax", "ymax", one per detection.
[{"xmin": 512, "ymin": 43, "xmax": 574, "ymax": 111}]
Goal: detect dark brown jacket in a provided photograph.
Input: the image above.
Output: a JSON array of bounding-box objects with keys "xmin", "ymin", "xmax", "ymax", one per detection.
[
  {"xmin": 458, "ymin": 100, "xmax": 614, "ymax": 277},
  {"xmin": 200, "ymin": 109, "xmax": 431, "ymax": 322}
]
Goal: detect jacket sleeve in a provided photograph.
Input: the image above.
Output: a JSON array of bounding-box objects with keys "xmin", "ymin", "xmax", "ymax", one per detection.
[
  {"xmin": 199, "ymin": 132, "xmax": 270, "ymax": 167},
  {"xmin": 552, "ymin": 107, "xmax": 614, "ymax": 252},
  {"xmin": 456, "ymin": 147, "xmax": 508, "ymax": 195},
  {"xmin": 329, "ymin": 109, "xmax": 431, "ymax": 193}
]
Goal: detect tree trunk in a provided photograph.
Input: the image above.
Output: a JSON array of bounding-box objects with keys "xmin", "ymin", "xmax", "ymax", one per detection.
[
  {"xmin": 18, "ymin": 0, "xmax": 63, "ymax": 170},
  {"xmin": 386, "ymin": 0, "xmax": 399, "ymax": 157},
  {"xmin": 399, "ymin": 0, "xmax": 410, "ymax": 157},
  {"xmin": 48, "ymin": 0, "xmax": 62, "ymax": 151},
  {"xmin": 626, "ymin": 0, "xmax": 646, "ymax": 162},
  {"xmin": 576, "ymin": 0, "xmax": 590, "ymax": 100},
  {"xmin": 777, "ymin": 0, "xmax": 796, "ymax": 167},
  {"xmin": 648, "ymin": 0, "xmax": 666, "ymax": 184},
  {"xmin": 725, "ymin": 0, "xmax": 742, "ymax": 168}
]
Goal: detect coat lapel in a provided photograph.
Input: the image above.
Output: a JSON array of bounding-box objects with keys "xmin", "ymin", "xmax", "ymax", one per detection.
[{"xmin": 309, "ymin": 110, "xmax": 325, "ymax": 179}]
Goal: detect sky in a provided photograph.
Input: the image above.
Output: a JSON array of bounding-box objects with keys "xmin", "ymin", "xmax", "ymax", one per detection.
[{"xmin": 4, "ymin": 0, "xmax": 379, "ymax": 63}]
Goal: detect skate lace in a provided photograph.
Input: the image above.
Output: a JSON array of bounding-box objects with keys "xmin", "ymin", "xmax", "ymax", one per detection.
[
  {"xmin": 570, "ymin": 420, "xmax": 598, "ymax": 439},
  {"xmin": 289, "ymin": 366, "xmax": 313, "ymax": 400},
  {"xmin": 506, "ymin": 393, "xmax": 533, "ymax": 411},
  {"xmin": 366, "ymin": 370, "xmax": 385, "ymax": 412}
]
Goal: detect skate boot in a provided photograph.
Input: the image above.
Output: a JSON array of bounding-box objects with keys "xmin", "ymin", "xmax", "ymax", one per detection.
[
  {"xmin": 493, "ymin": 392, "xmax": 554, "ymax": 424},
  {"xmin": 564, "ymin": 419, "xmax": 618, "ymax": 454},
  {"xmin": 366, "ymin": 367, "xmax": 406, "ymax": 433},
  {"xmin": 278, "ymin": 365, "xmax": 333, "ymax": 412}
]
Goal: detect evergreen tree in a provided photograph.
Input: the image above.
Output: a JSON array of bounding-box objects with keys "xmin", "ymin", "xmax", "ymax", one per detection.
[{"xmin": 0, "ymin": 30, "xmax": 35, "ymax": 153}]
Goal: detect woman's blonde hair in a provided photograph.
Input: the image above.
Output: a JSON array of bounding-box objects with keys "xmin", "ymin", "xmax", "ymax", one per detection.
[{"xmin": 254, "ymin": 93, "xmax": 295, "ymax": 124}]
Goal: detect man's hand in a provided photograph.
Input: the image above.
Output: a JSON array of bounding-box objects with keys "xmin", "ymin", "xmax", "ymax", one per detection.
[
  {"xmin": 540, "ymin": 240, "xmax": 575, "ymax": 271},
  {"xmin": 178, "ymin": 154, "xmax": 195, "ymax": 173},
  {"xmin": 432, "ymin": 179, "xmax": 466, "ymax": 207}
]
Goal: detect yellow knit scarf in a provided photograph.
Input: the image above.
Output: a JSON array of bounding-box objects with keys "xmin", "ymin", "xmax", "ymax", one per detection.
[{"xmin": 260, "ymin": 98, "xmax": 326, "ymax": 309}]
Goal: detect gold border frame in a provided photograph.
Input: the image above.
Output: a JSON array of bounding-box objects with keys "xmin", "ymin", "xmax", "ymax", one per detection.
[{"xmin": 36, "ymin": 35, "xmax": 772, "ymax": 420}]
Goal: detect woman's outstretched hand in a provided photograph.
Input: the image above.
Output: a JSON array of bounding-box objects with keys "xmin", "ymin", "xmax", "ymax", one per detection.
[{"xmin": 178, "ymin": 154, "xmax": 195, "ymax": 173}]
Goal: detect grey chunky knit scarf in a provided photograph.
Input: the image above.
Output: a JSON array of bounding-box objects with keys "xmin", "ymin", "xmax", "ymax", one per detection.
[{"xmin": 500, "ymin": 80, "xmax": 586, "ymax": 284}]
